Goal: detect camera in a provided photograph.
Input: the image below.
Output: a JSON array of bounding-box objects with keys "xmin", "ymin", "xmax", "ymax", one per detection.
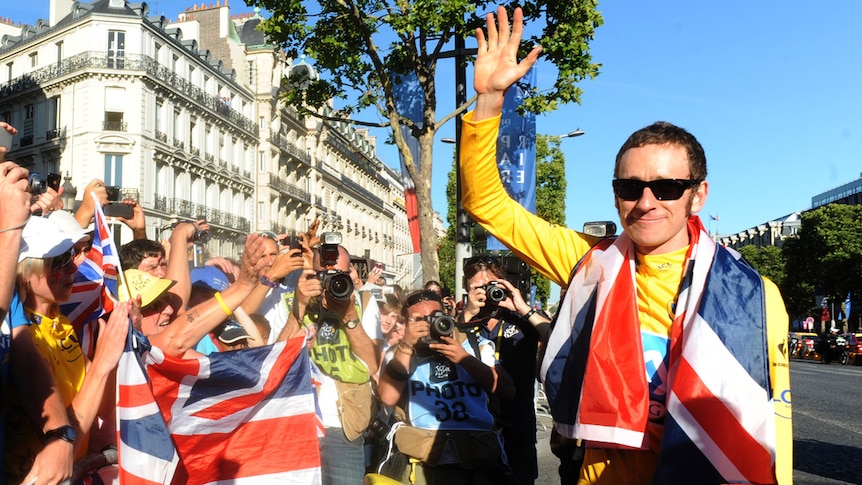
[
  {"xmin": 317, "ymin": 269, "xmax": 354, "ymax": 301},
  {"xmin": 191, "ymin": 229, "xmax": 210, "ymax": 244},
  {"xmin": 28, "ymin": 173, "xmax": 46, "ymax": 194},
  {"xmin": 482, "ymin": 281, "xmax": 508, "ymax": 304},
  {"xmin": 316, "ymin": 232, "xmax": 352, "ymax": 301},
  {"xmin": 47, "ymin": 172, "xmax": 61, "ymax": 192},
  {"xmin": 418, "ymin": 310, "xmax": 456, "ymax": 346},
  {"xmin": 105, "ymin": 185, "xmax": 121, "ymax": 202}
]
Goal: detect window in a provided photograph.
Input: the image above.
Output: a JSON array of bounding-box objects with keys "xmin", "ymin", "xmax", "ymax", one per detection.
[
  {"xmin": 55, "ymin": 41, "xmax": 63, "ymax": 64},
  {"xmin": 104, "ymin": 111, "xmax": 125, "ymax": 131},
  {"xmin": 258, "ymin": 201, "xmax": 265, "ymax": 221},
  {"xmin": 29, "ymin": 52, "xmax": 37, "ymax": 68},
  {"xmin": 247, "ymin": 61, "xmax": 254, "ymax": 86},
  {"xmin": 155, "ymin": 101, "xmax": 163, "ymax": 132},
  {"xmin": 107, "ymin": 30, "xmax": 125, "ymax": 68},
  {"xmin": 24, "ymin": 104, "xmax": 34, "ymax": 121},
  {"xmin": 5, "ymin": 62, "xmax": 11, "ymax": 82},
  {"xmin": 104, "ymin": 154, "xmax": 123, "ymax": 186},
  {"xmin": 47, "ymin": 97, "xmax": 61, "ymax": 139}
]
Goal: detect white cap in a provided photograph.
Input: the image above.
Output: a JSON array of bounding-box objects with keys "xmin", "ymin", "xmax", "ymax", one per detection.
[
  {"xmin": 18, "ymin": 216, "xmax": 85, "ymax": 263},
  {"xmin": 48, "ymin": 210, "xmax": 93, "ymax": 238}
]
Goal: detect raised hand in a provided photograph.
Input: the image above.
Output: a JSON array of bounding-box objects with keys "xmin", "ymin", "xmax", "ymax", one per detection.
[{"xmin": 473, "ymin": 7, "xmax": 542, "ymax": 120}]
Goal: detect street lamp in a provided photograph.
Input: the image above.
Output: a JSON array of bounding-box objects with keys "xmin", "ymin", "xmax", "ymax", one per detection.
[
  {"xmin": 559, "ymin": 128, "xmax": 585, "ymax": 139},
  {"xmin": 60, "ymin": 172, "xmax": 77, "ymax": 211}
]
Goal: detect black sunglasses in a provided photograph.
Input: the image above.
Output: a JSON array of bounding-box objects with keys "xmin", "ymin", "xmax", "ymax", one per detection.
[
  {"xmin": 405, "ymin": 290, "xmax": 442, "ymax": 308},
  {"xmin": 612, "ymin": 178, "xmax": 701, "ymax": 201},
  {"xmin": 49, "ymin": 248, "xmax": 75, "ymax": 271}
]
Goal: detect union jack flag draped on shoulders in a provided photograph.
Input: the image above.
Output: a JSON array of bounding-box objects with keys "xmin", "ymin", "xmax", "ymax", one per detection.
[
  {"xmin": 118, "ymin": 331, "xmax": 322, "ymax": 484},
  {"xmin": 60, "ymin": 194, "xmax": 119, "ymax": 334}
]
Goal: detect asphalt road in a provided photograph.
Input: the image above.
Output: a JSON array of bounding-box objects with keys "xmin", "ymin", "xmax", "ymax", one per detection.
[{"xmin": 534, "ymin": 359, "xmax": 862, "ymax": 484}]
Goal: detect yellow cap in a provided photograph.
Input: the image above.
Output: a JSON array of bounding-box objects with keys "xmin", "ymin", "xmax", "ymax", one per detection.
[{"xmin": 120, "ymin": 269, "xmax": 176, "ymax": 308}]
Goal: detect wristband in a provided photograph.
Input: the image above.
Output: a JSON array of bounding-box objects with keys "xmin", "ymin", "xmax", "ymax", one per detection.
[
  {"xmin": 522, "ymin": 308, "xmax": 537, "ymax": 320},
  {"xmin": 385, "ymin": 364, "xmax": 410, "ymax": 382},
  {"xmin": 260, "ymin": 275, "xmax": 279, "ymax": 288},
  {"xmin": 214, "ymin": 291, "xmax": 233, "ymax": 317}
]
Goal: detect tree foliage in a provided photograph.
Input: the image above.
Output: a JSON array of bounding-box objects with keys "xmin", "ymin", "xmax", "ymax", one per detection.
[
  {"xmin": 248, "ymin": 0, "xmax": 602, "ymax": 282},
  {"xmin": 781, "ymin": 204, "xmax": 862, "ymax": 322}
]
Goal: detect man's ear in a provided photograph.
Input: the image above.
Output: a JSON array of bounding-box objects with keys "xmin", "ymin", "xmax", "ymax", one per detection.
[{"xmin": 690, "ymin": 180, "xmax": 709, "ymax": 213}]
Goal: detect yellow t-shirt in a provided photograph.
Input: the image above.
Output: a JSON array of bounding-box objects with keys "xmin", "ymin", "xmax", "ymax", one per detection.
[{"xmin": 460, "ymin": 111, "xmax": 792, "ymax": 484}]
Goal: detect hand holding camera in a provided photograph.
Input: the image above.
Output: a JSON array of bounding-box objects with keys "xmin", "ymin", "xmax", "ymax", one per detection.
[{"xmin": 0, "ymin": 161, "xmax": 33, "ymax": 233}]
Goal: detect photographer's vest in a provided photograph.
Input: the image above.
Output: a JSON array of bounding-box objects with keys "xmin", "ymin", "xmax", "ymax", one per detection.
[
  {"xmin": 408, "ymin": 336, "xmax": 495, "ymax": 431},
  {"xmin": 304, "ymin": 296, "xmax": 371, "ymax": 384}
]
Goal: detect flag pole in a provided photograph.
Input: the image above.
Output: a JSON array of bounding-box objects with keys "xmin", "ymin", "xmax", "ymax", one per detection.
[{"xmin": 90, "ymin": 192, "xmax": 130, "ymax": 301}]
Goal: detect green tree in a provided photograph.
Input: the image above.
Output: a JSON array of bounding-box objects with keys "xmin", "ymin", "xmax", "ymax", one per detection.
[
  {"xmin": 737, "ymin": 245, "xmax": 786, "ymax": 288},
  {"xmin": 249, "ymin": 0, "xmax": 602, "ymax": 283},
  {"xmin": 782, "ymin": 204, "xmax": 862, "ymax": 322}
]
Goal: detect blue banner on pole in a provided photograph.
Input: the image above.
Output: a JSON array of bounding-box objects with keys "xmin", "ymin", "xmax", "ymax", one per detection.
[{"xmin": 487, "ymin": 68, "xmax": 537, "ymax": 251}]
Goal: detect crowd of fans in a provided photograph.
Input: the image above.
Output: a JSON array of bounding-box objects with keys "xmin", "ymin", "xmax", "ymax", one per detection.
[{"xmin": 0, "ymin": 119, "xmax": 554, "ymax": 485}]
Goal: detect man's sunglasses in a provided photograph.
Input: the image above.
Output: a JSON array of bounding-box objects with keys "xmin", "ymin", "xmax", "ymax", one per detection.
[
  {"xmin": 464, "ymin": 255, "xmax": 501, "ymax": 267},
  {"xmin": 612, "ymin": 178, "xmax": 701, "ymax": 201}
]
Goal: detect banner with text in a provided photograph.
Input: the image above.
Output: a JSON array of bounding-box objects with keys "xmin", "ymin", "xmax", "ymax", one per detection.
[{"xmin": 488, "ymin": 68, "xmax": 537, "ymax": 250}]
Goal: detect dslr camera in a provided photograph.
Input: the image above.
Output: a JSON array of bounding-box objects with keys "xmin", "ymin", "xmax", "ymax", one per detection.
[
  {"xmin": 417, "ymin": 310, "xmax": 456, "ymax": 346},
  {"xmin": 482, "ymin": 281, "xmax": 508, "ymax": 305},
  {"xmin": 317, "ymin": 232, "xmax": 353, "ymax": 301}
]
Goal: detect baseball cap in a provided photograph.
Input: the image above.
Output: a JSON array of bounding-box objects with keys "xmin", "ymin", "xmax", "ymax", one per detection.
[
  {"xmin": 218, "ymin": 320, "xmax": 253, "ymax": 345},
  {"xmin": 48, "ymin": 210, "xmax": 93, "ymax": 238},
  {"xmin": 18, "ymin": 216, "xmax": 85, "ymax": 263},
  {"xmin": 191, "ymin": 266, "xmax": 231, "ymax": 291},
  {"xmin": 119, "ymin": 269, "xmax": 176, "ymax": 307}
]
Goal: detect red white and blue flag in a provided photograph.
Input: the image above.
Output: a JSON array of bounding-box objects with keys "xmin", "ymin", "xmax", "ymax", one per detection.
[
  {"xmin": 118, "ymin": 333, "xmax": 321, "ymax": 484},
  {"xmin": 60, "ymin": 195, "xmax": 119, "ymax": 333}
]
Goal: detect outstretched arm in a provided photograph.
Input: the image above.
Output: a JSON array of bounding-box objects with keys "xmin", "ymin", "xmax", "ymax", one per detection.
[{"xmin": 473, "ymin": 7, "xmax": 542, "ymax": 122}]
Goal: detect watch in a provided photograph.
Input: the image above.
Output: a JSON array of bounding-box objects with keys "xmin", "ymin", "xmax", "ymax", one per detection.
[
  {"xmin": 44, "ymin": 425, "xmax": 76, "ymax": 444},
  {"xmin": 344, "ymin": 318, "xmax": 360, "ymax": 329}
]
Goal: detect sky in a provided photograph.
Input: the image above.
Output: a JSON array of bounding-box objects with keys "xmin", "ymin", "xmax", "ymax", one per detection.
[{"xmin": 6, "ymin": 1, "xmax": 862, "ymax": 240}]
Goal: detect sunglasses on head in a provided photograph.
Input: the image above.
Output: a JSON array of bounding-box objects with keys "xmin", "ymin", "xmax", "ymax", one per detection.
[
  {"xmin": 405, "ymin": 290, "xmax": 442, "ymax": 308},
  {"xmin": 464, "ymin": 255, "xmax": 501, "ymax": 267},
  {"xmin": 49, "ymin": 248, "xmax": 76, "ymax": 271},
  {"xmin": 612, "ymin": 178, "xmax": 701, "ymax": 201},
  {"xmin": 258, "ymin": 231, "xmax": 279, "ymax": 241}
]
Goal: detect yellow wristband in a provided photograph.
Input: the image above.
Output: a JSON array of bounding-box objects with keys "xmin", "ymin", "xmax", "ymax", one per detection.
[{"xmin": 214, "ymin": 291, "xmax": 232, "ymax": 317}]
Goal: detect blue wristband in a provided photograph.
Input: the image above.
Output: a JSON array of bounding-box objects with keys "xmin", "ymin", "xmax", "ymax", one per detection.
[{"xmin": 260, "ymin": 275, "xmax": 278, "ymax": 288}]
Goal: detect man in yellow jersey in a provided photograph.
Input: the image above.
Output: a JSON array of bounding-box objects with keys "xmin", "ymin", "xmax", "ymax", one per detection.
[{"xmin": 458, "ymin": 7, "xmax": 791, "ymax": 484}]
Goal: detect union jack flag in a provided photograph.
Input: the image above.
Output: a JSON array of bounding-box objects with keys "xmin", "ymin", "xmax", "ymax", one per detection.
[
  {"xmin": 118, "ymin": 333, "xmax": 322, "ymax": 484},
  {"xmin": 60, "ymin": 195, "xmax": 119, "ymax": 334}
]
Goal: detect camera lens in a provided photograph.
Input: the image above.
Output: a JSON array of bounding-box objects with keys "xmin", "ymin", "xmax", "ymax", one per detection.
[
  {"xmin": 327, "ymin": 272, "xmax": 354, "ymax": 301},
  {"xmin": 429, "ymin": 311, "xmax": 455, "ymax": 340},
  {"xmin": 193, "ymin": 230, "xmax": 210, "ymax": 244},
  {"xmin": 485, "ymin": 283, "xmax": 507, "ymax": 303},
  {"xmin": 29, "ymin": 173, "xmax": 46, "ymax": 195}
]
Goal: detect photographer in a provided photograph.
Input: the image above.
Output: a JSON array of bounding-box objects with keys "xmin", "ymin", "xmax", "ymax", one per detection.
[
  {"xmin": 459, "ymin": 256, "xmax": 550, "ymax": 485},
  {"xmin": 377, "ymin": 290, "xmax": 514, "ymax": 484},
  {"xmin": 284, "ymin": 237, "xmax": 382, "ymax": 485}
]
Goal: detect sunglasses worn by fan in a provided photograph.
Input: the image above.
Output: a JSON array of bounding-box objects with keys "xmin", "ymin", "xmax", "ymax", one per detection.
[
  {"xmin": 49, "ymin": 248, "xmax": 76, "ymax": 271},
  {"xmin": 612, "ymin": 178, "xmax": 701, "ymax": 201}
]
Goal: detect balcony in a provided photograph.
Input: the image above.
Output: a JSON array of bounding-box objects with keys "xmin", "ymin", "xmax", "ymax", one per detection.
[
  {"xmin": 270, "ymin": 175, "xmax": 311, "ymax": 204},
  {"xmin": 190, "ymin": 146, "xmax": 200, "ymax": 156},
  {"xmin": 156, "ymin": 195, "xmax": 251, "ymax": 233},
  {"xmin": 155, "ymin": 130, "xmax": 168, "ymax": 142},
  {"xmin": 172, "ymin": 139, "xmax": 184, "ymax": 150},
  {"xmin": 20, "ymin": 135, "xmax": 33, "ymax": 147},
  {"xmin": 103, "ymin": 120, "xmax": 128, "ymax": 132},
  {"xmin": 46, "ymin": 128, "xmax": 61, "ymax": 140}
]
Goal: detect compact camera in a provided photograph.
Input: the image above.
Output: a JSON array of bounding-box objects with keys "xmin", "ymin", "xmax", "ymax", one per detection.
[
  {"xmin": 317, "ymin": 232, "xmax": 353, "ymax": 301},
  {"xmin": 191, "ymin": 229, "xmax": 210, "ymax": 244},
  {"xmin": 482, "ymin": 281, "xmax": 508, "ymax": 304},
  {"xmin": 418, "ymin": 310, "xmax": 456, "ymax": 346},
  {"xmin": 28, "ymin": 173, "xmax": 47, "ymax": 194}
]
